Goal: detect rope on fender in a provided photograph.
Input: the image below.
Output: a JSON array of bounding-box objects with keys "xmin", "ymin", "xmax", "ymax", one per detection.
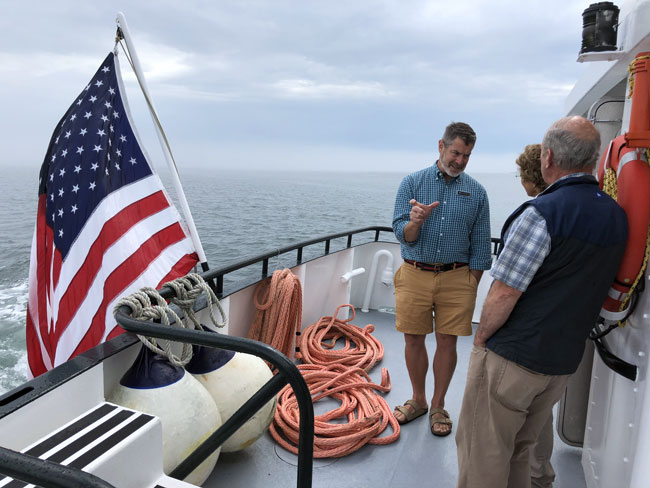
[{"xmin": 113, "ymin": 273, "xmax": 226, "ymax": 366}]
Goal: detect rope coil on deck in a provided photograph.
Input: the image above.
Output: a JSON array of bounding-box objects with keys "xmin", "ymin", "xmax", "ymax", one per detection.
[
  {"xmin": 261, "ymin": 298, "xmax": 399, "ymax": 458},
  {"xmin": 247, "ymin": 271, "xmax": 399, "ymax": 457},
  {"xmin": 270, "ymin": 363, "xmax": 399, "ymax": 458},
  {"xmin": 248, "ymin": 269, "xmax": 303, "ymax": 359},
  {"xmin": 299, "ymin": 304, "xmax": 384, "ymax": 371}
]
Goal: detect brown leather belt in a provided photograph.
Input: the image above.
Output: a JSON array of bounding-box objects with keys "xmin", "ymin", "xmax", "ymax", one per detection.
[{"xmin": 404, "ymin": 259, "xmax": 468, "ymax": 272}]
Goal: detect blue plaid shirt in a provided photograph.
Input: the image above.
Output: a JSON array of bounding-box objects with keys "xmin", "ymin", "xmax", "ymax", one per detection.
[
  {"xmin": 490, "ymin": 206, "xmax": 550, "ymax": 291},
  {"xmin": 392, "ymin": 163, "xmax": 492, "ymax": 270},
  {"xmin": 490, "ymin": 173, "xmax": 592, "ymax": 291}
]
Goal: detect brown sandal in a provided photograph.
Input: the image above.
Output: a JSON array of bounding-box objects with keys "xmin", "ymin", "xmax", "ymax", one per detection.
[
  {"xmin": 393, "ymin": 399, "xmax": 428, "ymax": 424},
  {"xmin": 430, "ymin": 407, "xmax": 453, "ymax": 436}
]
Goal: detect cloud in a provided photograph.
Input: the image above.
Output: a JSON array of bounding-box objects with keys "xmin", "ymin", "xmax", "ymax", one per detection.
[
  {"xmin": 0, "ymin": 0, "xmax": 603, "ymax": 171},
  {"xmin": 271, "ymin": 78, "xmax": 395, "ymax": 99},
  {"xmin": 0, "ymin": 52, "xmax": 100, "ymax": 79},
  {"xmin": 118, "ymin": 41, "xmax": 194, "ymax": 82}
]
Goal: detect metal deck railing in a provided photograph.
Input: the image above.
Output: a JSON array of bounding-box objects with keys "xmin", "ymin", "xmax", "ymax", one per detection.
[{"xmin": 205, "ymin": 226, "xmax": 396, "ymax": 296}]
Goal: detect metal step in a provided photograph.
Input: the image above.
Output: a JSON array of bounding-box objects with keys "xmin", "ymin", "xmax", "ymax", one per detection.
[{"xmin": 0, "ymin": 402, "xmax": 195, "ymax": 488}]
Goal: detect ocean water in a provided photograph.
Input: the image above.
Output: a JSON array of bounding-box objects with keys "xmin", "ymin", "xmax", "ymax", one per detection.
[{"xmin": 0, "ymin": 166, "xmax": 529, "ymax": 395}]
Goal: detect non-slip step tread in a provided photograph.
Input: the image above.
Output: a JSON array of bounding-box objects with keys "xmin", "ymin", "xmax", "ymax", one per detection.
[
  {"xmin": 25, "ymin": 403, "xmax": 118, "ymax": 458},
  {"xmin": 0, "ymin": 402, "xmax": 155, "ymax": 488}
]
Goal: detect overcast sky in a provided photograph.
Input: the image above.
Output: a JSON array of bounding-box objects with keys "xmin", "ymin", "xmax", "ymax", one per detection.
[{"xmin": 1, "ymin": 1, "xmax": 598, "ymax": 174}]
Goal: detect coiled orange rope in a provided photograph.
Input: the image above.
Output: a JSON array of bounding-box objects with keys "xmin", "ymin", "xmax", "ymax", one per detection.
[
  {"xmin": 270, "ymin": 304, "xmax": 399, "ymax": 458},
  {"xmin": 270, "ymin": 363, "xmax": 400, "ymax": 458},
  {"xmin": 248, "ymin": 269, "xmax": 302, "ymax": 359},
  {"xmin": 299, "ymin": 304, "xmax": 384, "ymax": 371},
  {"xmin": 248, "ymin": 275, "xmax": 399, "ymax": 457}
]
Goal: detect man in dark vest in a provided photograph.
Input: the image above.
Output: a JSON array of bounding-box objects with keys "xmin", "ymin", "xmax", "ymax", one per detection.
[{"xmin": 455, "ymin": 116, "xmax": 628, "ymax": 488}]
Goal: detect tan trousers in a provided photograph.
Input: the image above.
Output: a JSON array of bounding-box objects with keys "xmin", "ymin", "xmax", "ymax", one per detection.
[
  {"xmin": 530, "ymin": 413, "xmax": 555, "ymax": 488},
  {"xmin": 456, "ymin": 347, "xmax": 570, "ymax": 488}
]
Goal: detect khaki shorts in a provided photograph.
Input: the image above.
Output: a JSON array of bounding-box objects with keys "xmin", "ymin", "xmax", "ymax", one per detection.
[{"xmin": 394, "ymin": 262, "xmax": 478, "ymax": 336}]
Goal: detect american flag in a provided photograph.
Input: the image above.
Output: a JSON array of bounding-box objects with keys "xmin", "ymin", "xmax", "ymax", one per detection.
[{"xmin": 26, "ymin": 51, "xmax": 199, "ymax": 377}]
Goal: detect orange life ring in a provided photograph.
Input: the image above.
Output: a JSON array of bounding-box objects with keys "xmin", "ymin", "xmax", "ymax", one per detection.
[{"xmin": 598, "ymin": 134, "xmax": 650, "ymax": 319}]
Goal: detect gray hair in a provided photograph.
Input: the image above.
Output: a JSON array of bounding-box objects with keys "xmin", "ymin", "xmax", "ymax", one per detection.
[
  {"xmin": 442, "ymin": 122, "xmax": 477, "ymax": 147},
  {"xmin": 541, "ymin": 117, "xmax": 601, "ymax": 170}
]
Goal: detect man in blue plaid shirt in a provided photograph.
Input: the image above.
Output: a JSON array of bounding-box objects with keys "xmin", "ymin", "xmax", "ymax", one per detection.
[{"xmin": 392, "ymin": 122, "xmax": 492, "ymax": 436}]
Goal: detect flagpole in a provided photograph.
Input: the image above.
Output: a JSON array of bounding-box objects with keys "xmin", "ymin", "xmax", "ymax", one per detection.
[{"xmin": 115, "ymin": 12, "xmax": 209, "ymax": 271}]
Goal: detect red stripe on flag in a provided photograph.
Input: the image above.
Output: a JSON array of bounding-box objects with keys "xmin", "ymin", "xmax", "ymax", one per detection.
[
  {"xmin": 40, "ymin": 198, "xmax": 56, "ymax": 363},
  {"xmin": 68, "ymin": 223, "xmax": 191, "ymax": 360},
  {"xmin": 156, "ymin": 252, "xmax": 200, "ymax": 288},
  {"xmin": 25, "ymin": 311, "xmax": 48, "ymax": 378},
  {"xmin": 52, "ymin": 245, "xmax": 62, "ymax": 292},
  {"xmin": 53, "ymin": 191, "xmax": 170, "ymax": 341},
  {"xmin": 44, "ymin": 238, "xmax": 56, "ymax": 361},
  {"xmin": 27, "ymin": 194, "xmax": 58, "ymax": 375}
]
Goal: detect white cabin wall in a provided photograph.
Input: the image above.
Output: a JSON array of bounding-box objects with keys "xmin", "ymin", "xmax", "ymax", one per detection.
[
  {"xmin": 583, "ymin": 293, "xmax": 650, "ymax": 488},
  {"xmin": 580, "ymin": 79, "xmax": 650, "ymax": 488},
  {"xmin": 590, "ymin": 88, "xmax": 626, "ymax": 156},
  {"xmin": 301, "ymin": 250, "xmax": 354, "ymax": 327},
  {"xmin": 349, "ymin": 242, "xmax": 399, "ymax": 312},
  {"xmin": 222, "ymin": 287, "xmax": 256, "ymax": 338},
  {"xmin": 630, "ymin": 332, "xmax": 650, "ymax": 486},
  {"xmin": 214, "ymin": 249, "xmax": 356, "ymax": 338}
]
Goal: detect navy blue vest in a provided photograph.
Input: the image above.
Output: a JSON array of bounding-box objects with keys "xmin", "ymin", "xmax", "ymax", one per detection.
[{"xmin": 487, "ymin": 175, "xmax": 628, "ymax": 375}]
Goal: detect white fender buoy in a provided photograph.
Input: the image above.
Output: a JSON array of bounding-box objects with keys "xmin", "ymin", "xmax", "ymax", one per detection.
[
  {"xmin": 108, "ymin": 347, "xmax": 222, "ymax": 486},
  {"xmin": 185, "ymin": 338, "xmax": 277, "ymax": 453}
]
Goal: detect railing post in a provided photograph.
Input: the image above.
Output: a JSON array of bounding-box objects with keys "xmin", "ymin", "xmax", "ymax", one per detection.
[{"xmin": 216, "ymin": 275, "xmax": 224, "ymax": 296}]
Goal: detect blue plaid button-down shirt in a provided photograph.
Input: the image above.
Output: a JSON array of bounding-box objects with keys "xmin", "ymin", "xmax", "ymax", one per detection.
[
  {"xmin": 392, "ymin": 163, "xmax": 492, "ymax": 270},
  {"xmin": 490, "ymin": 173, "xmax": 593, "ymax": 291},
  {"xmin": 490, "ymin": 206, "xmax": 550, "ymax": 291}
]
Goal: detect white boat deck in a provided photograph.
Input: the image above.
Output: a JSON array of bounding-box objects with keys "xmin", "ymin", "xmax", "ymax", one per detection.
[{"xmin": 205, "ymin": 309, "xmax": 586, "ymax": 488}]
